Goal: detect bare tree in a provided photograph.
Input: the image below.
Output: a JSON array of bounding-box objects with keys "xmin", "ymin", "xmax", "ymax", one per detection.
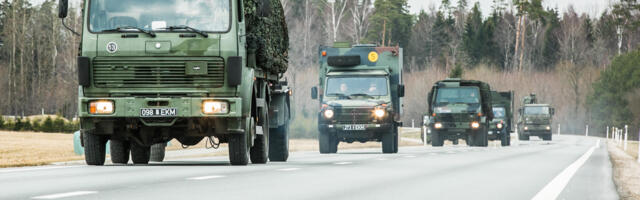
[{"xmin": 350, "ymin": 0, "xmax": 373, "ymax": 43}]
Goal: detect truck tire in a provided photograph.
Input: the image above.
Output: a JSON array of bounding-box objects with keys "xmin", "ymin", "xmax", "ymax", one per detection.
[
  {"xmin": 269, "ymin": 123, "xmax": 289, "ymax": 162},
  {"xmin": 431, "ymin": 130, "xmax": 443, "ymax": 147},
  {"xmin": 250, "ymin": 110, "xmax": 269, "ymax": 164},
  {"xmin": 452, "ymin": 139, "xmax": 459, "ymax": 145},
  {"xmin": 500, "ymin": 130, "xmax": 509, "ymax": 146},
  {"xmin": 150, "ymin": 143, "xmax": 166, "ymax": 162},
  {"xmin": 83, "ymin": 131, "xmax": 107, "ymax": 166},
  {"xmin": 519, "ymin": 132, "xmax": 530, "ymax": 141},
  {"xmin": 130, "ymin": 142, "xmax": 150, "ymax": 164},
  {"xmin": 230, "ymin": 117, "xmax": 252, "ymax": 165},
  {"xmin": 474, "ymin": 128, "xmax": 488, "ymax": 147},
  {"xmin": 382, "ymin": 128, "xmax": 397, "ymax": 153},
  {"xmin": 466, "ymin": 134, "xmax": 474, "ymax": 146},
  {"xmin": 393, "ymin": 127, "xmax": 399, "ymax": 153},
  {"xmin": 110, "ymin": 139, "xmax": 130, "ymax": 164},
  {"xmin": 543, "ymin": 134, "xmax": 552, "ymax": 141},
  {"xmin": 319, "ymin": 131, "xmax": 338, "ymax": 154}
]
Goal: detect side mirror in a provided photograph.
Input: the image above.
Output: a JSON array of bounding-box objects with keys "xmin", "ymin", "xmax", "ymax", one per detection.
[
  {"xmin": 398, "ymin": 85, "xmax": 405, "ymax": 98},
  {"xmin": 518, "ymin": 108, "xmax": 523, "ymax": 114},
  {"xmin": 58, "ymin": 0, "xmax": 68, "ymax": 18},
  {"xmin": 311, "ymin": 87, "xmax": 318, "ymax": 100},
  {"xmin": 550, "ymin": 108, "xmax": 555, "ymax": 115},
  {"xmin": 258, "ymin": 0, "xmax": 272, "ymax": 17}
]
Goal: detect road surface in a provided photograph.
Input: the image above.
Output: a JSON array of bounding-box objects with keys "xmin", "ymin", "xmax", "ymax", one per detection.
[{"xmin": 0, "ymin": 135, "xmax": 618, "ymax": 200}]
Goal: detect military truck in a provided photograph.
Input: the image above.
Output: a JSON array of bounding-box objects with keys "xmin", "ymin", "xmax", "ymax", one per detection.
[
  {"xmin": 427, "ymin": 79, "xmax": 493, "ymax": 147},
  {"xmin": 58, "ymin": 0, "xmax": 292, "ymax": 166},
  {"xmin": 311, "ymin": 43, "xmax": 405, "ymax": 154},
  {"xmin": 517, "ymin": 94, "xmax": 555, "ymax": 141},
  {"xmin": 488, "ymin": 91, "xmax": 513, "ymax": 146}
]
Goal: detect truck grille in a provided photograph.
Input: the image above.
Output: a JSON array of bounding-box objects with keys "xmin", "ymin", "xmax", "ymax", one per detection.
[
  {"xmin": 334, "ymin": 108, "xmax": 374, "ymax": 124},
  {"xmin": 93, "ymin": 57, "xmax": 224, "ymax": 88}
]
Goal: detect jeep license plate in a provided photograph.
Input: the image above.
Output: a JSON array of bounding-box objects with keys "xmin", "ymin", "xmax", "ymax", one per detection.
[
  {"xmin": 343, "ymin": 124, "xmax": 366, "ymax": 131},
  {"xmin": 140, "ymin": 108, "xmax": 177, "ymax": 117}
]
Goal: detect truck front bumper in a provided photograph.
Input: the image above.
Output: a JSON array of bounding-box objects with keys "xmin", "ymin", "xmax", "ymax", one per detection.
[
  {"xmin": 522, "ymin": 124, "xmax": 551, "ymax": 136},
  {"xmin": 79, "ymin": 97, "xmax": 242, "ymax": 118},
  {"xmin": 319, "ymin": 123, "xmax": 393, "ymax": 140}
]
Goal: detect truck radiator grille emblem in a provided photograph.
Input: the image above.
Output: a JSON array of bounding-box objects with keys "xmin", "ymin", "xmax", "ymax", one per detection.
[{"xmin": 92, "ymin": 57, "xmax": 224, "ymax": 88}]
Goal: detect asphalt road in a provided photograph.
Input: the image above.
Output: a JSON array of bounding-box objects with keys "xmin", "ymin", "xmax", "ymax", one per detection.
[{"xmin": 0, "ymin": 135, "xmax": 618, "ymax": 200}]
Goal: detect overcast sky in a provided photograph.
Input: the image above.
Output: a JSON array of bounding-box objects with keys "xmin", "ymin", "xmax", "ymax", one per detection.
[{"xmin": 407, "ymin": 0, "xmax": 616, "ymax": 17}]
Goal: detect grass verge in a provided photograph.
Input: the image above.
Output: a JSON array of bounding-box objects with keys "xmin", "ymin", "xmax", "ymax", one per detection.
[{"xmin": 608, "ymin": 141, "xmax": 640, "ymax": 200}]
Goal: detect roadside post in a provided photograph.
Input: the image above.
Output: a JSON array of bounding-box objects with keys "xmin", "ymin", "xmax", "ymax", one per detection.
[
  {"xmin": 624, "ymin": 125, "xmax": 628, "ymax": 151},
  {"xmin": 606, "ymin": 126, "xmax": 609, "ymax": 139},
  {"xmin": 423, "ymin": 126, "xmax": 427, "ymax": 147},
  {"xmin": 585, "ymin": 125, "xmax": 589, "ymax": 137},
  {"xmin": 558, "ymin": 124, "xmax": 561, "ymax": 136}
]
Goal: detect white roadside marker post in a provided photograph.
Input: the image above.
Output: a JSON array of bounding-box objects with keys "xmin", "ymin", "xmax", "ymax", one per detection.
[
  {"xmin": 412, "ymin": 119, "xmax": 415, "ymax": 128},
  {"xmin": 585, "ymin": 125, "xmax": 589, "ymax": 137},
  {"xmin": 558, "ymin": 124, "xmax": 561, "ymax": 136},
  {"xmin": 423, "ymin": 126, "xmax": 427, "ymax": 147},
  {"xmin": 624, "ymin": 125, "xmax": 628, "ymax": 151},
  {"xmin": 606, "ymin": 126, "xmax": 609, "ymax": 140}
]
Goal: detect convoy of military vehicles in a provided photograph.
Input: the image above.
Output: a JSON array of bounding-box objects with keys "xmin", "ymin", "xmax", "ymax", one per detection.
[{"xmin": 57, "ymin": 0, "xmax": 555, "ymax": 166}]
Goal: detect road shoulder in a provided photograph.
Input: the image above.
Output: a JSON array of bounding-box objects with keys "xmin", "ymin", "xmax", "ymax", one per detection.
[{"xmin": 608, "ymin": 141, "xmax": 640, "ymax": 200}]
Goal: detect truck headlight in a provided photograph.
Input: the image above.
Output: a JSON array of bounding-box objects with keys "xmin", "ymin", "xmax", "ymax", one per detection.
[
  {"xmin": 524, "ymin": 126, "xmax": 529, "ymax": 130},
  {"xmin": 546, "ymin": 126, "xmax": 551, "ymax": 130},
  {"xmin": 324, "ymin": 109, "xmax": 334, "ymax": 119},
  {"xmin": 374, "ymin": 108, "xmax": 386, "ymax": 118},
  {"xmin": 202, "ymin": 101, "xmax": 228, "ymax": 114},
  {"xmin": 471, "ymin": 122, "xmax": 480, "ymax": 129},
  {"xmin": 89, "ymin": 100, "xmax": 114, "ymax": 114},
  {"xmin": 434, "ymin": 122, "xmax": 443, "ymax": 129},
  {"xmin": 497, "ymin": 123, "xmax": 503, "ymax": 129}
]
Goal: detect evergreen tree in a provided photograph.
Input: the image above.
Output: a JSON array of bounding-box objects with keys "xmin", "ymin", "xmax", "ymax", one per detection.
[
  {"xmin": 462, "ymin": 3, "xmax": 485, "ymax": 66},
  {"xmin": 366, "ymin": 0, "xmax": 413, "ymax": 47}
]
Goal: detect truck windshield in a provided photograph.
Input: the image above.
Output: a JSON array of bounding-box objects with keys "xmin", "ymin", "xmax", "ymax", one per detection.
[
  {"xmin": 435, "ymin": 87, "xmax": 480, "ymax": 105},
  {"xmin": 493, "ymin": 107, "xmax": 506, "ymax": 118},
  {"xmin": 524, "ymin": 106, "xmax": 550, "ymax": 115},
  {"xmin": 326, "ymin": 76, "xmax": 389, "ymax": 98},
  {"xmin": 88, "ymin": 0, "xmax": 231, "ymax": 33}
]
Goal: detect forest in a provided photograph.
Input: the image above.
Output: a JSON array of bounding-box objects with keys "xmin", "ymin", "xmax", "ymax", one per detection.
[{"xmin": 1, "ymin": 0, "xmax": 640, "ymax": 137}]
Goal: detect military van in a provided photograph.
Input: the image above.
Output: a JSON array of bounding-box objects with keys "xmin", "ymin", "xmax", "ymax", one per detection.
[
  {"xmin": 311, "ymin": 44, "xmax": 405, "ymax": 154},
  {"xmin": 518, "ymin": 94, "xmax": 555, "ymax": 141},
  {"xmin": 427, "ymin": 79, "xmax": 493, "ymax": 147},
  {"xmin": 489, "ymin": 91, "xmax": 513, "ymax": 146}
]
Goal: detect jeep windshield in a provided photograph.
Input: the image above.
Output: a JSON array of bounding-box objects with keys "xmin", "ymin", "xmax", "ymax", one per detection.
[
  {"xmin": 493, "ymin": 107, "xmax": 506, "ymax": 118},
  {"xmin": 325, "ymin": 76, "xmax": 389, "ymax": 99},
  {"xmin": 524, "ymin": 106, "xmax": 550, "ymax": 115},
  {"xmin": 88, "ymin": 0, "xmax": 231, "ymax": 33},
  {"xmin": 434, "ymin": 87, "xmax": 481, "ymax": 113}
]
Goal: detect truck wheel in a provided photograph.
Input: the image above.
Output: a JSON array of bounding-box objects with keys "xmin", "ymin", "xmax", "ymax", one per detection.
[
  {"xmin": 507, "ymin": 133, "xmax": 511, "ymax": 145},
  {"xmin": 466, "ymin": 134, "xmax": 474, "ymax": 146},
  {"xmin": 150, "ymin": 143, "xmax": 166, "ymax": 162},
  {"xmin": 431, "ymin": 130, "xmax": 443, "ymax": 147},
  {"xmin": 500, "ymin": 130, "xmax": 509, "ymax": 146},
  {"xmin": 110, "ymin": 139, "xmax": 130, "ymax": 164},
  {"xmin": 393, "ymin": 127, "xmax": 399, "ymax": 153},
  {"xmin": 474, "ymin": 128, "xmax": 488, "ymax": 147},
  {"xmin": 250, "ymin": 110, "xmax": 269, "ymax": 164},
  {"xmin": 452, "ymin": 139, "xmax": 459, "ymax": 145},
  {"xmin": 543, "ymin": 134, "xmax": 552, "ymax": 141},
  {"xmin": 382, "ymin": 128, "xmax": 396, "ymax": 153},
  {"xmin": 319, "ymin": 131, "xmax": 338, "ymax": 154},
  {"xmin": 130, "ymin": 142, "xmax": 151, "ymax": 164},
  {"xmin": 83, "ymin": 131, "xmax": 107, "ymax": 166},
  {"xmin": 230, "ymin": 118, "xmax": 252, "ymax": 165},
  {"xmin": 269, "ymin": 123, "xmax": 289, "ymax": 161}
]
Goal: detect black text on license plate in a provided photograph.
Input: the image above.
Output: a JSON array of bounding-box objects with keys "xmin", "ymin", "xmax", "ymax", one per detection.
[
  {"xmin": 140, "ymin": 108, "xmax": 177, "ymax": 117},
  {"xmin": 344, "ymin": 124, "xmax": 366, "ymax": 131}
]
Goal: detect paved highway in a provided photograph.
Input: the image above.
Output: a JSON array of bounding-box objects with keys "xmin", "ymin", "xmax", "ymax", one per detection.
[{"xmin": 0, "ymin": 135, "xmax": 618, "ymax": 200}]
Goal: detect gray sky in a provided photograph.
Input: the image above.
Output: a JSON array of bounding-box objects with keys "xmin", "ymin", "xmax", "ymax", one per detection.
[{"xmin": 407, "ymin": 0, "xmax": 616, "ymax": 17}]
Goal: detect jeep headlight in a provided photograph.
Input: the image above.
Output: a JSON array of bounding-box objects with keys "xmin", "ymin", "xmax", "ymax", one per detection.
[
  {"xmin": 202, "ymin": 101, "xmax": 229, "ymax": 114},
  {"xmin": 89, "ymin": 100, "xmax": 114, "ymax": 115},
  {"xmin": 324, "ymin": 109, "xmax": 334, "ymax": 119},
  {"xmin": 497, "ymin": 123, "xmax": 503, "ymax": 129}
]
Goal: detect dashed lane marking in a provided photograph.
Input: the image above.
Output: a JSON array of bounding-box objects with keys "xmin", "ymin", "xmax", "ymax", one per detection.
[
  {"xmin": 32, "ymin": 191, "xmax": 98, "ymax": 199},
  {"xmin": 186, "ymin": 175, "xmax": 225, "ymax": 180}
]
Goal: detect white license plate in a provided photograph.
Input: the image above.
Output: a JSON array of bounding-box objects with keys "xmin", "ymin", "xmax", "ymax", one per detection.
[
  {"xmin": 140, "ymin": 108, "xmax": 177, "ymax": 117},
  {"xmin": 343, "ymin": 124, "xmax": 366, "ymax": 131}
]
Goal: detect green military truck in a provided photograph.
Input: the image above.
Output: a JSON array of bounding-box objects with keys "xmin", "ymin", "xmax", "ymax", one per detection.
[
  {"xmin": 311, "ymin": 43, "xmax": 405, "ymax": 154},
  {"xmin": 58, "ymin": 0, "xmax": 292, "ymax": 165},
  {"xmin": 488, "ymin": 91, "xmax": 513, "ymax": 146},
  {"xmin": 517, "ymin": 94, "xmax": 555, "ymax": 141},
  {"xmin": 427, "ymin": 79, "xmax": 493, "ymax": 147}
]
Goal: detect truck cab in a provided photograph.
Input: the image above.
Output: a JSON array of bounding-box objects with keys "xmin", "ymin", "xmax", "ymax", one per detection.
[
  {"xmin": 312, "ymin": 44, "xmax": 404, "ymax": 154},
  {"xmin": 518, "ymin": 104, "xmax": 554, "ymax": 141},
  {"xmin": 427, "ymin": 79, "xmax": 493, "ymax": 147},
  {"xmin": 488, "ymin": 91, "xmax": 513, "ymax": 146}
]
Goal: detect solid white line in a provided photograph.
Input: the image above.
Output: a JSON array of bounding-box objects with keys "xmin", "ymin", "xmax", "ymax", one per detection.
[
  {"xmin": 186, "ymin": 175, "xmax": 225, "ymax": 180},
  {"xmin": 277, "ymin": 168, "xmax": 300, "ymax": 171},
  {"xmin": 334, "ymin": 162, "xmax": 352, "ymax": 165},
  {"xmin": 32, "ymin": 191, "xmax": 97, "ymax": 199},
  {"xmin": 531, "ymin": 140, "xmax": 599, "ymax": 200},
  {"xmin": 0, "ymin": 166, "xmax": 82, "ymax": 173},
  {"xmin": 404, "ymin": 155, "xmax": 417, "ymax": 158},
  {"xmin": 376, "ymin": 158, "xmax": 388, "ymax": 161}
]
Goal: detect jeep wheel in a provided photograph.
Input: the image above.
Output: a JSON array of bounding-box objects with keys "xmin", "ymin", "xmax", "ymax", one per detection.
[
  {"xmin": 83, "ymin": 131, "xmax": 107, "ymax": 166},
  {"xmin": 110, "ymin": 139, "xmax": 130, "ymax": 164},
  {"xmin": 130, "ymin": 142, "xmax": 150, "ymax": 165},
  {"xmin": 150, "ymin": 143, "xmax": 166, "ymax": 162},
  {"xmin": 319, "ymin": 131, "xmax": 338, "ymax": 154},
  {"xmin": 382, "ymin": 127, "xmax": 397, "ymax": 153},
  {"xmin": 500, "ymin": 131, "xmax": 509, "ymax": 146}
]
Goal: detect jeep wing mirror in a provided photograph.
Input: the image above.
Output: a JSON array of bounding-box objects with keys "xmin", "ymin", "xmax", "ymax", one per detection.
[
  {"xmin": 311, "ymin": 87, "xmax": 318, "ymax": 100},
  {"xmin": 58, "ymin": 0, "xmax": 68, "ymax": 18}
]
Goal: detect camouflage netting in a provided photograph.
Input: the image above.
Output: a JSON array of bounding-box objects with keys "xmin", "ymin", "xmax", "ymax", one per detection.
[{"xmin": 244, "ymin": 0, "xmax": 289, "ymax": 74}]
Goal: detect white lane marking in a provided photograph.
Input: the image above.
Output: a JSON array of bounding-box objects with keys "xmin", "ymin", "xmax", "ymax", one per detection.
[
  {"xmin": 531, "ymin": 139, "xmax": 599, "ymax": 200},
  {"xmin": 376, "ymin": 158, "xmax": 388, "ymax": 161},
  {"xmin": 0, "ymin": 166, "xmax": 83, "ymax": 173},
  {"xmin": 186, "ymin": 175, "xmax": 225, "ymax": 180},
  {"xmin": 32, "ymin": 191, "xmax": 97, "ymax": 199},
  {"xmin": 446, "ymin": 151, "xmax": 456, "ymax": 154},
  {"xmin": 277, "ymin": 168, "xmax": 301, "ymax": 171},
  {"xmin": 404, "ymin": 155, "xmax": 417, "ymax": 158},
  {"xmin": 334, "ymin": 162, "xmax": 352, "ymax": 165}
]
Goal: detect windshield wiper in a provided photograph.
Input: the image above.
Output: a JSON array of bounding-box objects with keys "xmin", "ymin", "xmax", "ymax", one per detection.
[
  {"xmin": 102, "ymin": 26, "xmax": 156, "ymax": 37},
  {"xmin": 349, "ymin": 93, "xmax": 374, "ymax": 99},
  {"xmin": 327, "ymin": 93, "xmax": 350, "ymax": 99},
  {"xmin": 164, "ymin": 25, "xmax": 209, "ymax": 38}
]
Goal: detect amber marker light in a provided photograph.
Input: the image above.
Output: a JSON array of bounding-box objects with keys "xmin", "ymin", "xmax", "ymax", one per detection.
[{"xmin": 89, "ymin": 100, "xmax": 114, "ymax": 115}]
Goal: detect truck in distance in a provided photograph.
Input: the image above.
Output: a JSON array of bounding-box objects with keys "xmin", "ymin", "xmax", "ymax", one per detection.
[
  {"xmin": 311, "ymin": 43, "xmax": 405, "ymax": 154},
  {"xmin": 427, "ymin": 79, "xmax": 493, "ymax": 147},
  {"xmin": 488, "ymin": 91, "xmax": 514, "ymax": 146},
  {"xmin": 58, "ymin": 0, "xmax": 292, "ymax": 165},
  {"xmin": 518, "ymin": 94, "xmax": 555, "ymax": 141}
]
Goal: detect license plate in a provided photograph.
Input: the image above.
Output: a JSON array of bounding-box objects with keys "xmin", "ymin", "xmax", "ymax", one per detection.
[
  {"xmin": 140, "ymin": 108, "xmax": 177, "ymax": 117},
  {"xmin": 343, "ymin": 124, "xmax": 366, "ymax": 131}
]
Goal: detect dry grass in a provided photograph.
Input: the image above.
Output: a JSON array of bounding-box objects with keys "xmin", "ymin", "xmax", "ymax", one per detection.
[
  {"xmin": 0, "ymin": 131, "xmax": 82, "ymax": 168},
  {"xmin": 608, "ymin": 141, "xmax": 640, "ymax": 200}
]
